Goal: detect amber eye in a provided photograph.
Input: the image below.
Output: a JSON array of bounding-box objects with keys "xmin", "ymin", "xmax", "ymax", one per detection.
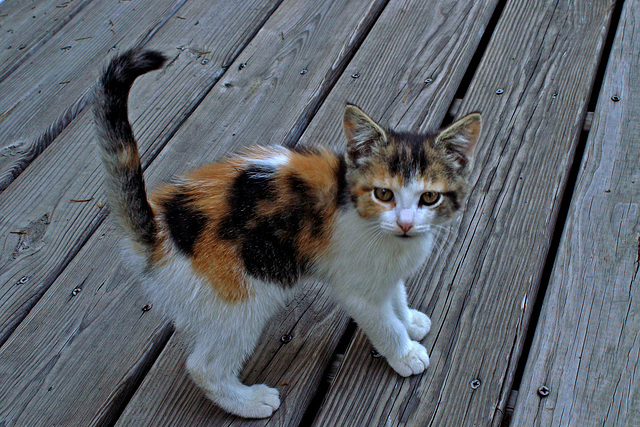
[
  {"xmin": 420, "ymin": 191, "xmax": 441, "ymax": 206},
  {"xmin": 374, "ymin": 187, "xmax": 394, "ymax": 202}
]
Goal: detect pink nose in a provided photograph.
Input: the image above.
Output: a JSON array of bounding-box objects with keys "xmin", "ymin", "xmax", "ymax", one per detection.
[
  {"xmin": 398, "ymin": 221, "xmax": 413, "ymax": 233},
  {"xmin": 397, "ymin": 210, "xmax": 414, "ymax": 233}
]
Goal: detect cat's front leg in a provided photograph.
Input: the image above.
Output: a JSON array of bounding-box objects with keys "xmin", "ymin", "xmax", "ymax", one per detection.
[
  {"xmin": 337, "ymin": 291, "xmax": 429, "ymax": 377},
  {"xmin": 391, "ymin": 281, "xmax": 431, "ymax": 341}
]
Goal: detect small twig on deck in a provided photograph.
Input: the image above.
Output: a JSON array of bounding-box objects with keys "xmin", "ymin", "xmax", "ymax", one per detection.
[
  {"xmin": 75, "ymin": 36, "xmax": 93, "ymax": 41},
  {"xmin": 10, "ymin": 231, "xmax": 26, "ymax": 235},
  {"xmin": 59, "ymin": 81, "xmax": 71, "ymax": 85},
  {"xmin": 70, "ymin": 197, "xmax": 94, "ymax": 202},
  {"xmin": 402, "ymin": 89, "xmax": 412, "ymax": 103}
]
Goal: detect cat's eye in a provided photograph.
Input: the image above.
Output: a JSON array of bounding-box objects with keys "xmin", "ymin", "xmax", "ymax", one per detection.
[
  {"xmin": 420, "ymin": 191, "xmax": 441, "ymax": 206},
  {"xmin": 374, "ymin": 187, "xmax": 394, "ymax": 202}
]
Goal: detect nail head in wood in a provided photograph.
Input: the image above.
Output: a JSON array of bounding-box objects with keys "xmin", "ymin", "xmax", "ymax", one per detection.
[
  {"xmin": 537, "ymin": 385, "xmax": 550, "ymax": 397},
  {"xmin": 280, "ymin": 333, "xmax": 292, "ymax": 344},
  {"xmin": 470, "ymin": 379, "xmax": 481, "ymax": 389}
]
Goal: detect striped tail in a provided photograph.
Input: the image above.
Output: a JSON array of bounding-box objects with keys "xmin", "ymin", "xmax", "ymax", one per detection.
[{"xmin": 93, "ymin": 48, "xmax": 167, "ymax": 254}]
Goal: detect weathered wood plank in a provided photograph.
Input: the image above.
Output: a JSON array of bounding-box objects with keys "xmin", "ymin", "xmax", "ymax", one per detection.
[
  {"xmin": 0, "ymin": 0, "xmax": 94, "ymax": 82},
  {"xmin": 0, "ymin": 0, "xmax": 282, "ymax": 346},
  {"xmin": 0, "ymin": 0, "xmax": 185, "ymax": 192},
  {"xmin": 116, "ymin": 0, "xmax": 500, "ymax": 424},
  {"xmin": 512, "ymin": 0, "xmax": 640, "ymax": 424},
  {"xmin": 0, "ymin": 222, "xmax": 173, "ymax": 426},
  {"xmin": 0, "ymin": 0, "xmax": 387, "ymax": 424},
  {"xmin": 311, "ymin": 0, "xmax": 615, "ymax": 425}
]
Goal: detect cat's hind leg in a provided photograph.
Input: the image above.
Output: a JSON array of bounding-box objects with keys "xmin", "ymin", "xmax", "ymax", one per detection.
[
  {"xmin": 391, "ymin": 280, "xmax": 431, "ymax": 341},
  {"xmin": 184, "ymin": 295, "xmax": 282, "ymax": 418},
  {"xmin": 186, "ymin": 327, "xmax": 280, "ymax": 418}
]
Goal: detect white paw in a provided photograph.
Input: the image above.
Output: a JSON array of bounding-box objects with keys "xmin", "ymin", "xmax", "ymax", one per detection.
[
  {"xmin": 407, "ymin": 309, "xmax": 431, "ymax": 341},
  {"xmin": 386, "ymin": 341, "xmax": 430, "ymax": 377},
  {"xmin": 216, "ymin": 384, "xmax": 280, "ymax": 419}
]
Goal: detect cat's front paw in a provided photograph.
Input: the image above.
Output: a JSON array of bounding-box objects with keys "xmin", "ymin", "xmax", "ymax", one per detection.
[
  {"xmin": 407, "ymin": 309, "xmax": 431, "ymax": 341},
  {"xmin": 386, "ymin": 341, "xmax": 430, "ymax": 377},
  {"xmin": 215, "ymin": 384, "xmax": 280, "ymax": 419}
]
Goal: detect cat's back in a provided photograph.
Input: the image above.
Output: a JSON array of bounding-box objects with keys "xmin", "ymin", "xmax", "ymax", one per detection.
[{"xmin": 148, "ymin": 145, "xmax": 348, "ymax": 301}]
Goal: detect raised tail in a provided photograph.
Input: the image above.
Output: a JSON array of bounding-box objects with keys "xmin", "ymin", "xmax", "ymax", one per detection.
[{"xmin": 93, "ymin": 48, "xmax": 167, "ymax": 255}]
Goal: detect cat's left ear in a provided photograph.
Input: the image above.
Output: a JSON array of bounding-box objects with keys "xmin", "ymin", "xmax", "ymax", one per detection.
[
  {"xmin": 343, "ymin": 104, "xmax": 387, "ymax": 166},
  {"xmin": 435, "ymin": 112, "xmax": 482, "ymax": 173}
]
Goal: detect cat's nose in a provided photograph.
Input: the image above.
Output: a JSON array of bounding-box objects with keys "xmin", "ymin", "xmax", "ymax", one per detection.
[{"xmin": 397, "ymin": 210, "xmax": 414, "ymax": 233}]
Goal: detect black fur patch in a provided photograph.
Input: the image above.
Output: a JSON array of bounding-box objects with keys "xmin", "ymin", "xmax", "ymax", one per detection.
[
  {"xmin": 388, "ymin": 131, "xmax": 431, "ymax": 180},
  {"xmin": 218, "ymin": 165, "xmax": 277, "ymax": 239},
  {"xmin": 335, "ymin": 155, "xmax": 349, "ymax": 207},
  {"xmin": 163, "ymin": 190, "xmax": 207, "ymax": 255},
  {"xmin": 123, "ymin": 165, "xmax": 157, "ymax": 247},
  {"xmin": 444, "ymin": 191, "xmax": 460, "ymax": 211},
  {"xmin": 218, "ymin": 164, "xmax": 324, "ymax": 286}
]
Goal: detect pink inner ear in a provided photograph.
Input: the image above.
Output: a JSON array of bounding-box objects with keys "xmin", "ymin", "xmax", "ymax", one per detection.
[{"xmin": 464, "ymin": 121, "xmax": 481, "ymax": 156}]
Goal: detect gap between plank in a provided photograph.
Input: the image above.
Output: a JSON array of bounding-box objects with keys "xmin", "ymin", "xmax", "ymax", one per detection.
[
  {"xmin": 281, "ymin": 0, "xmax": 391, "ymax": 148},
  {"xmin": 500, "ymin": 0, "xmax": 627, "ymax": 425},
  {"xmin": 0, "ymin": 0, "xmax": 190, "ymax": 194},
  {"xmin": 298, "ymin": 320, "xmax": 358, "ymax": 426},
  {"xmin": 97, "ymin": 323, "xmax": 175, "ymax": 427},
  {"xmin": 441, "ymin": 0, "xmax": 509, "ymax": 127},
  {"xmin": 0, "ymin": 0, "xmax": 94, "ymax": 84}
]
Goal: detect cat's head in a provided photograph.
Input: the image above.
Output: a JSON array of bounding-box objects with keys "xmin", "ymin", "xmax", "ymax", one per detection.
[{"xmin": 342, "ymin": 104, "xmax": 481, "ymax": 238}]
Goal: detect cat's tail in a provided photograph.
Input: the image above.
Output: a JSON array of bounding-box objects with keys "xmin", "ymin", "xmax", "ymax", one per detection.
[{"xmin": 93, "ymin": 48, "xmax": 167, "ymax": 255}]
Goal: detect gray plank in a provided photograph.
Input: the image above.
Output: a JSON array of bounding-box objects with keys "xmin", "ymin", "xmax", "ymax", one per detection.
[
  {"xmin": 0, "ymin": 222, "xmax": 173, "ymax": 426},
  {"xmin": 512, "ymin": 0, "xmax": 640, "ymax": 424},
  {"xmin": 0, "ymin": 0, "xmax": 386, "ymax": 424},
  {"xmin": 0, "ymin": 0, "xmax": 93, "ymax": 82},
  {"xmin": 116, "ymin": 0, "xmax": 500, "ymax": 424},
  {"xmin": 311, "ymin": 0, "xmax": 616, "ymax": 425},
  {"xmin": 0, "ymin": 0, "xmax": 281, "ymax": 346},
  {"xmin": 0, "ymin": 0, "xmax": 185, "ymax": 191}
]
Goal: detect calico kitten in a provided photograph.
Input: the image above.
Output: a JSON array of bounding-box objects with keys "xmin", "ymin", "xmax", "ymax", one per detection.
[{"xmin": 93, "ymin": 48, "xmax": 481, "ymax": 419}]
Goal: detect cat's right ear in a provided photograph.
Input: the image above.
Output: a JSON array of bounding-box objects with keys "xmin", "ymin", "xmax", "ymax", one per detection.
[{"xmin": 343, "ymin": 104, "xmax": 387, "ymax": 165}]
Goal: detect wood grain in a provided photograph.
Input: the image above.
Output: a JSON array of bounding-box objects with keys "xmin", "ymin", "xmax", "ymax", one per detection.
[
  {"xmin": 512, "ymin": 0, "xmax": 640, "ymax": 424},
  {"xmin": 312, "ymin": 0, "xmax": 616, "ymax": 425},
  {"xmin": 0, "ymin": 0, "xmax": 94, "ymax": 82},
  {"xmin": 0, "ymin": 220, "xmax": 174, "ymax": 426},
  {"xmin": 0, "ymin": 0, "xmax": 185, "ymax": 191},
  {"xmin": 0, "ymin": 0, "xmax": 282, "ymax": 347}
]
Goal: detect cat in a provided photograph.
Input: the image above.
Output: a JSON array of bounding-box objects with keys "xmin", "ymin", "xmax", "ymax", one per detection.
[{"xmin": 93, "ymin": 48, "xmax": 481, "ymax": 419}]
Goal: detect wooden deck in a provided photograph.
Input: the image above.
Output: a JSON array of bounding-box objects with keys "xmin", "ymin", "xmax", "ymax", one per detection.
[{"xmin": 0, "ymin": 0, "xmax": 638, "ymax": 425}]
